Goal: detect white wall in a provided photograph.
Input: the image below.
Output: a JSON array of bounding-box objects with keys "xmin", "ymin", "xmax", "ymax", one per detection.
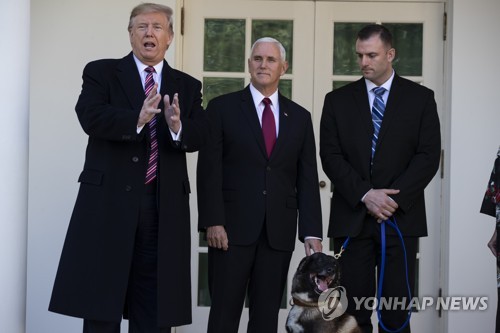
[
  {"xmin": 27, "ymin": 1, "xmax": 177, "ymax": 332},
  {"xmin": 445, "ymin": 0, "xmax": 500, "ymax": 332},
  {"xmin": 0, "ymin": 1, "xmax": 30, "ymax": 332}
]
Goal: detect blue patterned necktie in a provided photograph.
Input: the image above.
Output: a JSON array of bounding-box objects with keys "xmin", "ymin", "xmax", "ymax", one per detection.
[
  {"xmin": 371, "ymin": 86, "xmax": 387, "ymax": 160},
  {"xmin": 144, "ymin": 66, "xmax": 157, "ymax": 184}
]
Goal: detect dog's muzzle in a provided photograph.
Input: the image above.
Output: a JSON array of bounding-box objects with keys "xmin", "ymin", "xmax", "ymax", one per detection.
[{"xmin": 310, "ymin": 269, "xmax": 334, "ymax": 294}]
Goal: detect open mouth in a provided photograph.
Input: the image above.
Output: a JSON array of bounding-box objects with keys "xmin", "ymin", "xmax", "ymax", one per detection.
[
  {"xmin": 144, "ymin": 42, "xmax": 156, "ymax": 50},
  {"xmin": 311, "ymin": 272, "xmax": 334, "ymax": 294}
]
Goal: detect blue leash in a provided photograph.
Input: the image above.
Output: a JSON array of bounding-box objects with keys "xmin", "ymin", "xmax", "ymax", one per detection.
[{"xmin": 334, "ymin": 217, "xmax": 412, "ymax": 332}]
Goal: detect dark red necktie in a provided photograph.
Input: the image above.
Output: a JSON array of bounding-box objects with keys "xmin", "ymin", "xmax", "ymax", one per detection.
[
  {"xmin": 262, "ymin": 98, "xmax": 276, "ymax": 157},
  {"xmin": 144, "ymin": 66, "xmax": 157, "ymax": 184}
]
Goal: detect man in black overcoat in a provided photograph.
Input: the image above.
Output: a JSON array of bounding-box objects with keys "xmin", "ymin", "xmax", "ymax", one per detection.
[{"xmin": 49, "ymin": 3, "xmax": 207, "ymax": 332}]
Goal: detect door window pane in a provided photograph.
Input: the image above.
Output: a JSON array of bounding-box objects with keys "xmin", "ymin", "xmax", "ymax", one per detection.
[
  {"xmin": 332, "ymin": 22, "xmax": 423, "ymax": 77},
  {"xmin": 278, "ymin": 79, "xmax": 292, "ymax": 100},
  {"xmin": 203, "ymin": 77, "xmax": 245, "ymax": 108},
  {"xmin": 333, "ymin": 22, "xmax": 371, "ymax": 75},
  {"xmin": 198, "ymin": 253, "xmax": 210, "ymax": 306},
  {"xmin": 332, "ymin": 81, "xmax": 350, "ymax": 91},
  {"xmin": 199, "ymin": 231, "xmax": 207, "ymax": 247},
  {"xmin": 252, "ymin": 20, "xmax": 293, "ymax": 74},
  {"xmin": 204, "ymin": 19, "xmax": 246, "ymax": 72},
  {"xmin": 384, "ymin": 23, "xmax": 423, "ymax": 76}
]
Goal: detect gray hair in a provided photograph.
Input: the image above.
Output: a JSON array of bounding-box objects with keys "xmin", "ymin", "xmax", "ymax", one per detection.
[
  {"xmin": 251, "ymin": 37, "xmax": 287, "ymax": 62},
  {"xmin": 128, "ymin": 3, "xmax": 174, "ymax": 34}
]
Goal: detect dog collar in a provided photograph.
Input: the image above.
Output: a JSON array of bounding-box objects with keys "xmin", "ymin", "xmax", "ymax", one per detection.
[{"xmin": 291, "ymin": 296, "xmax": 326, "ymax": 308}]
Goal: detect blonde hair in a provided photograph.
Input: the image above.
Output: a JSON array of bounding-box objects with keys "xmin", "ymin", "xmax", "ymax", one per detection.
[{"xmin": 128, "ymin": 3, "xmax": 174, "ymax": 34}]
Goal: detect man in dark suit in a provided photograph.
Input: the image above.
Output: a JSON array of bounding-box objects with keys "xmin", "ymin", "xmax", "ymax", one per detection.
[
  {"xmin": 49, "ymin": 3, "xmax": 207, "ymax": 333},
  {"xmin": 197, "ymin": 37, "xmax": 323, "ymax": 333},
  {"xmin": 320, "ymin": 25, "xmax": 441, "ymax": 333}
]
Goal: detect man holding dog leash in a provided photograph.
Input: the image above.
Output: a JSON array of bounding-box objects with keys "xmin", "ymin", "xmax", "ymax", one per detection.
[
  {"xmin": 197, "ymin": 37, "xmax": 323, "ymax": 333},
  {"xmin": 319, "ymin": 24, "xmax": 441, "ymax": 332}
]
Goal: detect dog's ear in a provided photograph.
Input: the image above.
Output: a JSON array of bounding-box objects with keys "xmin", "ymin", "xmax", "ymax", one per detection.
[{"xmin": 296, "ymin": 256, "xmax": 310, "ymax": 273}]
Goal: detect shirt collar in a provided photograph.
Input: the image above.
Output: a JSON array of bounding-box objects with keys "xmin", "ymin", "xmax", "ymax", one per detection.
[
  {"xmin": 249, "ymin": 83, "xmax": 279, "ymax": 107},
  {"xmin": 132, "ymin": 54, "xmax": 164, "ymax": 75},
  {"xmin": 365, "ymin": 70, "xmax": 395, "ymax": 93}
]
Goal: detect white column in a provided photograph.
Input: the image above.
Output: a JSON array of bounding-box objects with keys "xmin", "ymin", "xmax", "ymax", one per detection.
[{"xmin": 0, "ymin": 0, "xmax": 30, "ymax": 332}]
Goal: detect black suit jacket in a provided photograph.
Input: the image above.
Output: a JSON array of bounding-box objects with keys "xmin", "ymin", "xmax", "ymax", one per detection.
[
  {"xmin": 320, "ymin": 75, "xmax": 441, "ymax": 238},
  {"xmin": 49, "ymin": 52, "xmax": 207, "ymax": 326},
  {"xmin": 197, "ymin": 86, "xmax": 322, "ymax": 251}
]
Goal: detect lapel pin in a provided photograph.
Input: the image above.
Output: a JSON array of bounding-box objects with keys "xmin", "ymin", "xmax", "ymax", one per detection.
[{"xmin": 284, "ymin": 112, "xmax": 288, "ymax": 117}]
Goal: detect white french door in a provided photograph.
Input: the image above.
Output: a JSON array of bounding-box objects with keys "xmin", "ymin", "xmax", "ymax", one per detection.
[{"xmin": 178, "ymin": 1, "xmax": 445, "ymax": 332}]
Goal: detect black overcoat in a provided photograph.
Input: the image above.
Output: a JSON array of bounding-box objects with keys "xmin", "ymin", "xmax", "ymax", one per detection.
[{"xmin": 49, "ymin": 52, "xmax": 207, "ymax": 327}]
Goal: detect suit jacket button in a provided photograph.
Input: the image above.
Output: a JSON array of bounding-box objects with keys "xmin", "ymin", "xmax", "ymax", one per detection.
[
  {"xmin": 132, "ymin": 156, "xmax": 139, "ymax": 162},
  {"xmin": 263, "ymin": 190, "xmax": 267, "ymax": 195},
  {"xmin": 125, "ymin": 185, "xmax": 132, "ymax": 192},
  {"xmin": 266, "ymin": 166, "xmax": 271, "ymax": 171}
]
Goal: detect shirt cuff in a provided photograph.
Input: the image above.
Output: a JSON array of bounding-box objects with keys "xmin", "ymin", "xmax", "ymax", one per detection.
[
  {"xmin": 170, "ymin": 122, "xmax": 182, "ymax": 141},
  {"xmin": 304, "ymin": 236, "xmax": 322, "ymax": 241},
  {"xmin": 361, "ymin": 189, "xmax": 372, "ymax": 203}
]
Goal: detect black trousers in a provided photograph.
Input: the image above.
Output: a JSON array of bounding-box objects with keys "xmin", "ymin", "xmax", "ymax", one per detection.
[
  {"xmin": 83, "ymin": 182, "xmax": 170, "ymax": 333},
  {"xmin": 207, "ymin": 229, "xmax": 292, "ymax": 333},
  {"xmin": 333, "ymin": 218, "xmax": 418, "ymax": 333}
]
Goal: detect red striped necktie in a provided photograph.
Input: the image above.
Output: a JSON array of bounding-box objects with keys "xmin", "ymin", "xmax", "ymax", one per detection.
[{"xmin": 144, "ymin": 66, "xmax": 158, "ymax": 184}]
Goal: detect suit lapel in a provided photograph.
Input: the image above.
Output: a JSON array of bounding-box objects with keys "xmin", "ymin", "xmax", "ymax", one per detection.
[
  {"xmin": 352, "ymin": 78, "xmax": 374, "ymax": 138},
  {"xmin": 377, "ymin": 74, "xmax": 404, "ymax": 146},
  {"xmin": 240, "ymin": 87, "xmax": 268, "ymax": 159},
  {"xmin": 270, "ymin": 93, "xmax": 290, "ymax": 160}
]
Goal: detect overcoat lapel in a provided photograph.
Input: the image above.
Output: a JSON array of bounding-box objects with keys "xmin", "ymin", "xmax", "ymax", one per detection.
[
  {"xmin": 116, "ymin": 52, "xmax": 144, "ymax": 110},
  {"xmin": 159, "ymin": 60, "xmax": 178, "ymax": 121}
]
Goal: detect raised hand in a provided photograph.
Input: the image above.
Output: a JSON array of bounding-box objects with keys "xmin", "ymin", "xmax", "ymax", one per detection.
[
  {"xmin": 137, "ymin": 83, "xmax": 161, "ymax": 127},
  {"xmin": 164, "ymin": 93, "xmax": 181, "ymax": 134}
]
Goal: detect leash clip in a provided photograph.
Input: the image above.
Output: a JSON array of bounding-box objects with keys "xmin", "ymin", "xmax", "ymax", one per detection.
[
  {"xmin": 332, "ymin": 246, "xmax": 345, "ymax": 259},
  {"xmin": 333, "ymin": 236, "xmax": 351, "ymax": 259}
]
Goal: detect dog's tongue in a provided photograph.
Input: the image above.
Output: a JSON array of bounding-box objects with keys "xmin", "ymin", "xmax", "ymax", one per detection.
[{"xmin": 316, "ymin": 277, "xmax": 329, "ymax": 292}]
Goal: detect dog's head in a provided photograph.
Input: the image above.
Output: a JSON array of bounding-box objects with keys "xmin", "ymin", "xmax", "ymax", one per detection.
[{"xmin": 291, "ymin": 252, "xmax": 340, "ymax": 302}]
